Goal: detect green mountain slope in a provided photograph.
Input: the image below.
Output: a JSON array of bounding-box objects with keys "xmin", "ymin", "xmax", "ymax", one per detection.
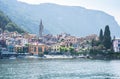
[{"xmin": 0, "ymin": 10, "xmax": 25, "ymax": 33}]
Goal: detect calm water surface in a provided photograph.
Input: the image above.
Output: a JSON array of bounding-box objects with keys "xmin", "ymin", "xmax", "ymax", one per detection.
[{"xmin": 0, "ymin": 59, "xmax": 120, "ymax": 79}]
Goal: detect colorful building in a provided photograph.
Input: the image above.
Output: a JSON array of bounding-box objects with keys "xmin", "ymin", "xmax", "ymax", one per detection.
[
  {"xmin": 28, "ymin": 43, "xmax": 46, "ymax": 55},
  {"xmin": 14, "ymin": 45, "xmax": 28, "ymax": 53},
  {"xmin": 113, "ymin": 38, "xmax": 120, "ymax": 52},
  {"xmin": 51, "ymin": 43, "xmax": 61, "ymax": 53}
]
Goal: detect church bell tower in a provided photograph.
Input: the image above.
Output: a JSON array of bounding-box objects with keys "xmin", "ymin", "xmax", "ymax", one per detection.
[{"xmin": 39, "ymin": 20, "xmax": 44, "ymax": 37}]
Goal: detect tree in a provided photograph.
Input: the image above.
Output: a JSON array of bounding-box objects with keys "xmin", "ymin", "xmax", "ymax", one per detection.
[
  {"xmin": 60, "ymin": 46, "xmax": 68, "ymax": 53},
  {"xmin": 69, "ymin": 47, "xmax": 75, "ymax": 55},
  {"xmin": 99, "ymin": 29, "xmax": 103, "ymax": 43},
  {"xmin": 0, "ymin": 10, "xmax": 25, "ymax": 33},
  {"xmin": 91, "ymin": 39, "xmax": 95, "ymax": 47},
  {"xmin": 103, "ymin": 25, "xmax": 112, "ymax": 49},
  {"xmin": 0, "ymin": 11, "xmax": 9, "ymax": 33},
  {"xmin": 91, "ymin": 39, "xmax": 100, "ymax": 47}
]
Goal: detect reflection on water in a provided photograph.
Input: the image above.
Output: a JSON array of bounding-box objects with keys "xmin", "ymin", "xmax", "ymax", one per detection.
[{"xmin": 0, "ymin": 59, "xmax": 120, "ymax": 79}]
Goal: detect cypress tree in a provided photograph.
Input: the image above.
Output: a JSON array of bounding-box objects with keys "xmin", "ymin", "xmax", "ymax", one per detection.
[
  {"xmin": 103, "ymin": 25, "xmax": 112, "ymax": 49},
  {"xmin": 99, "ymin": 29, "xmax": 103, "ymax": 43},
  {"xmin": 91, "ymin": 39, "xmax": 94, "ymax": 47}
]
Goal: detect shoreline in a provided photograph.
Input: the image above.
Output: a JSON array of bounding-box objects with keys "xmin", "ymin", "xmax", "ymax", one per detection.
[
  {"xmin": 1, "ymin": 54, "xmax": 120, "ymax": 60},
  {"xmin": 0, "ymin": 55, "xmax": 88, "ymax": 60}
]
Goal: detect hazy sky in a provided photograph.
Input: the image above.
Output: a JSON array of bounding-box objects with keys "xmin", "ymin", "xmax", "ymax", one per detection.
[{"xmin": 18, "ymin": 0, "xmax": 120, "ymax": 25}]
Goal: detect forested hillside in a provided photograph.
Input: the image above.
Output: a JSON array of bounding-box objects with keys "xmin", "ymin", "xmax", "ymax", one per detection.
[{"xmin": 0, "ymin": 10, "xmax": 25, "ymax": 33}]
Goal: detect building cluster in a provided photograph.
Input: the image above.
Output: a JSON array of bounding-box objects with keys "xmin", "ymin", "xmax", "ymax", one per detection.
[
  {"xmin": 0, "ymin": 20, "xmax": 101, "ymax": 56},
  {"xmin": 0, "ymin": 32, "xmax": 99, "ymax": 55}
]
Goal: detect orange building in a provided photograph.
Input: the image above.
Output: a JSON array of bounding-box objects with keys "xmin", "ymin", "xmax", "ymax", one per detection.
[{"xmin": 28, "ymin": 43, "xmax": 46, "ymax": 55}]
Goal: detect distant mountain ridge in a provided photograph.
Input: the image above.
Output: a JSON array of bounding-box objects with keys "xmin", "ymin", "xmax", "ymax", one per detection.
[{"xmin": 0, "ymin": 0, "xmax": 120, "ymax": 37}]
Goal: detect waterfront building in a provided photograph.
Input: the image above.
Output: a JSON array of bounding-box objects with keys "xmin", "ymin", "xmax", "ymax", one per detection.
[
  {"xmin": 21, "ymin": 38, "xmax": 28, "ymax": 46},
  {"xmin": 113, "ymin": 38, "xmax": 120, "ymax": 52},
  {"xmin": 14, "ymin": 45, "xmax": 29, "ymax": 53},
  {"xmin": 7, "ymin": 44, "xmax": 15, "ymax": 52},
  {"xmin": 28, "ymin": 42, "xmax": 46, "ymax": 55},
  {"xmin": 15, "ymin": 45, "xmax": 23, "ymax": 53},
  {"xmin": 1, "ymin": 48, "xmax": 17, "ymax": 57},
  {"xmin": 51, "ymin": 43, "xmax": 61, "ymax": 53}
]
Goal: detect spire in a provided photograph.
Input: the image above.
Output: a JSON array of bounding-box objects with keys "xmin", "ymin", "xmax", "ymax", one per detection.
[{"xmin": 39, "ymin": 19, "xmax": 44, "ymax": 37}]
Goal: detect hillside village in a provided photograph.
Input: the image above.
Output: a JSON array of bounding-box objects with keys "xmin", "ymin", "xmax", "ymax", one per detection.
[
  {"xmin": 0, "ymin": 0, "xmax": 120, "ymax": 59},
  {"xmin": 0, "ymin": 20, "xmax": 120, "ymax": 59},
  {"xmin": 0, "ymin": 20, "xmax": 100, "ymax": 58}
]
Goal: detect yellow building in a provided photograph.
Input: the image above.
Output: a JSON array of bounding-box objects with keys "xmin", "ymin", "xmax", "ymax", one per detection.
[{"xmin": 51, "ymin": 43, "xmax": 61, "ymax": 53}]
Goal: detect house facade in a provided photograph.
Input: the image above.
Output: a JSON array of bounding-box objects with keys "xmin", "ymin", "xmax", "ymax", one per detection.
[
  {"xmin": 51, "ymin": 43, "xmax": 61, "ymax": 53},
  {"xmin": 28, "ymin": 43, "xmax": 46, "ymax": 55},
  {"xmin": 113, "ymin": 38, "xmax": 120, "ymax": 52}
]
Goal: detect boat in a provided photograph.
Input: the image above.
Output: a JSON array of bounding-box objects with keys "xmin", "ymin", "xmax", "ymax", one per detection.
[
  {"xmin": 25, "ymin": 55, "xmax": 40, "ymax": 59},
  {"xmin": 9, "ymin": 56, "xmax": 16, "ymax": 59}
]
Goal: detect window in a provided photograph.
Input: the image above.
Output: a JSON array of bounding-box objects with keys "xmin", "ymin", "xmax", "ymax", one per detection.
[
  {"xmin": 38, "ymin": 47, "xmax": 42, "ymax": 52},
  {"xmin": 34, "ymin": 47, "xmax": 36, "ymax": 52},
  {"xmin": 118, "ymin": 40, "xmax": 120, "ymax": 42},
  {"xmin": 118, "ymin": 44, "xmax": 120, "ymax": 47}
]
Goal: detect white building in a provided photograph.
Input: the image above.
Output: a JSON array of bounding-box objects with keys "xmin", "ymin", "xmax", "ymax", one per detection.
[
  {"xmin": 51, "ymin": 43, "xmax": 61, "ymax": 53},
  {"xmin": 21, "ymin": 38, "xmax": 28, "ymax": 46},
  {"xmin": 113, "ymin": 38, "xmax": 120, "ymax": 52}
]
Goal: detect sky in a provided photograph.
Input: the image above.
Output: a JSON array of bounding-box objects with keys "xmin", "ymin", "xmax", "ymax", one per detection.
[{"xmin": 18, "ymin": 0, "xmax": 120, "ymax": 25}]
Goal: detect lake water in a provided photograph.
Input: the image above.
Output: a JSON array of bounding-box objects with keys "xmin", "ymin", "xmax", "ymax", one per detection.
[{"xmin": 0, "ymin": 59, "xmax": 120, "ymax": 79}]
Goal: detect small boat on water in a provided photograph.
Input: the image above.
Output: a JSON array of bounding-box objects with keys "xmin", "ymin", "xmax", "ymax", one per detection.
[
  {"xmin": 25, "ymin": 55, "xmax": 40, "ymax": 59},
  {"xmin": 9, "ymin": 56, "xmax": 16, "ymax": 59}
]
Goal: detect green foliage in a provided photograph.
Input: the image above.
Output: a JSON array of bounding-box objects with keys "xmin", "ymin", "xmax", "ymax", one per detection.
[
  {"xmin": 91, "ymin": 39, "xmax": 100, "ymax": 47},
  {"xmin": 99, "ymin": 29, "xmax": 103, "ymax": 43},
  {"xmin": 103, "ymin": 25, "xmax": 112, "ymax": 49},
  {"xmin": 0, "ymin": 10, "xmax": 25, "ymax": 33},
  {"xmin": 60, "ymin": 46, "xmax": 78, "ymax": 55},
  {"xmin": 60, "ymin": 46, "xmax": 68, "ymax": 53},
  {"xmin": 0, "ymin": 11, "xmax": 10, "ymax": 32},
  {"xmin": 69, "ymin": 47, "xmax": 75, "ymax": 55},
  {"xmin": 89, "ymin": 25, "xmax": 114, "ymax": 59},
  {"xmin": 96, "ymin": 25, "xmax": 112, "ymax": 50},
  {"xmin": 89, "ymin": 48, "xmax": 120, "ymax": 59},
  {"xmin": 6, "ymin": 22, "xmax": 25, "ymax": 33},
  {"xmin": 89, "ymin": 49, "xmax": 101, "ymax": 56}
]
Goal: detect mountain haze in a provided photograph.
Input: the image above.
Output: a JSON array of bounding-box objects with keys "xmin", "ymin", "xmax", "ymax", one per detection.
[{"xmin": 0, "ymin": 0, "xmax": 120, "ymax": 36}]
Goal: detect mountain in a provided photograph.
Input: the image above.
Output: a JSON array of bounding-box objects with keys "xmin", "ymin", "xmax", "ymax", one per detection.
[
  {"xmin": 0, "ymin": 10, "xmax": 25, "ymax": 33},
  {"xmin": 0, "ymin": 0, "xmax": 120, "ymax": 37}
]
